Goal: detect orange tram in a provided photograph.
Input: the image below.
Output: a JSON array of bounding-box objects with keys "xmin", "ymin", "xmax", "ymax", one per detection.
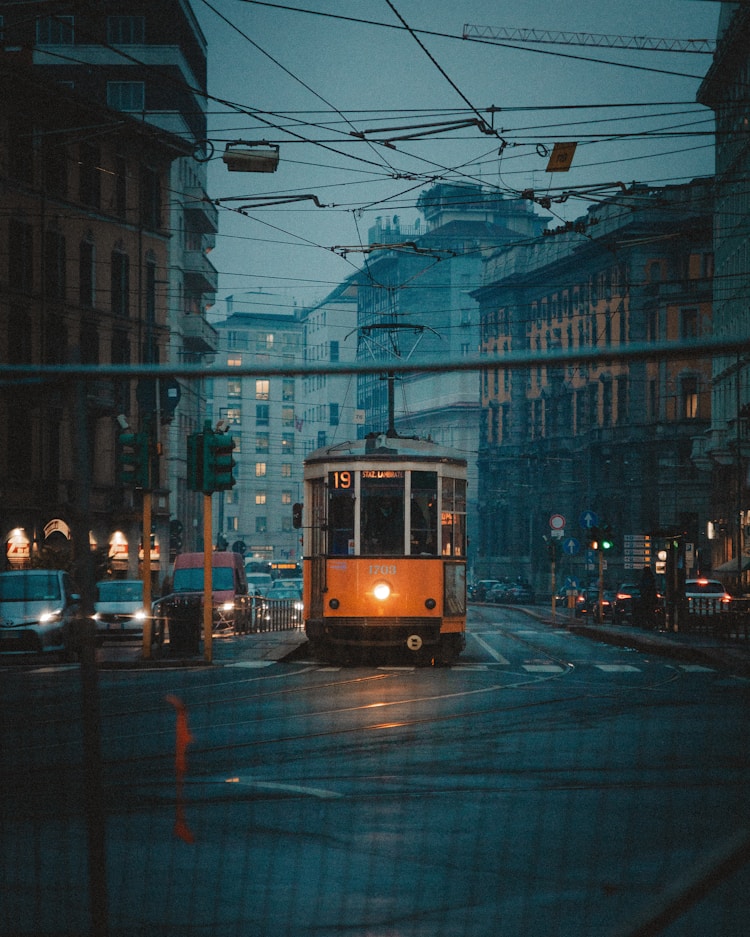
[{"xmin": 300, "ymin": 432, "xmax": 467, "ymax": 664}]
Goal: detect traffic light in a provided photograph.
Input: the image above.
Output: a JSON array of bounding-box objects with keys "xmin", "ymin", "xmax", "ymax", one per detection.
[
  {"xmin": 119, "ymin": 430, "xmax": 150, "ymax": 488},
  {"xmin": 589, "ymin": 525, "xmax": 613, "ymax": 551},
  {"xmin": 292, "ymin": 503, "xmax": 303, "ymax": 529},
  {"xmin": 203, "ymin": 429, "xmax": 236, "ymax": 493},
  {"xmin": 187, "ymin": 431, "xmax": 204, "ymax": 492}
]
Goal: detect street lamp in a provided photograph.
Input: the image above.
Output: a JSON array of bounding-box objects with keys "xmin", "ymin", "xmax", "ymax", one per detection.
[{"xmin": 222, "ymin": 141, "xmax": 280, "ymax": 173}]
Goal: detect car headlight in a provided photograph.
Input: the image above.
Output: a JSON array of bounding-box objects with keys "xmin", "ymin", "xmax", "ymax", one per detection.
[
  {"xmin": 39, "ymin": 608, "xmax": 63, "ymax": 623},
  {"xmin": 134, "ymin": 609, "xmax": 148, "ymax": 621}
]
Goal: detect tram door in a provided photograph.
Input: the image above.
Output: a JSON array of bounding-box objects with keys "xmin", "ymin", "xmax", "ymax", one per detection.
[{"xmin": 308, "ymin": 476, "xmax": 327, "ymax": 619}]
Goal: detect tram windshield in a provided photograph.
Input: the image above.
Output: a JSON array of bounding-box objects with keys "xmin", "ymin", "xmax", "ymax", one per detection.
[
  {"xmin": 361, "ymin": 470, "xmax": 404, "ymax": 555},
  {"xmin": 324, "ymin": 467, "xmax": 455, "ymax": 557}
]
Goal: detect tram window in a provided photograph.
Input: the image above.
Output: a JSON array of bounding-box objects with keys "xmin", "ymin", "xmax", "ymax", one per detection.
[
  {"xmin": 444, "ymin": 562, "xmax": 466, "ymax": 615},
  {"xmin": 361, "ymin": 471, "xmax": 404, "ymax": 555},
  {"xmin": 410, "ymin": 471, "xmax": 437, "ymax": 555},
  {"xmin": 329, "ymin": 489, "xmax": 355, "ymax": 555},
  {"xmin": 441, "ymin": 477, "xmax": 467, "ymax": 557}
]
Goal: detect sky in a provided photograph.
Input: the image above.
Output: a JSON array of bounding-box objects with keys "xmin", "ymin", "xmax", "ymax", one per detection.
[{"xmin": 190, "ymin": 0, "xmax": 721, "ymax": 321}]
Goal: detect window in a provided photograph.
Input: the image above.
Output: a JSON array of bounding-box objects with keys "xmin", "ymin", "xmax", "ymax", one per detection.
[
  {"xmin": 107, "ymin": 15, "xmax": 145, "ymax": 44},
  {"xmin": 317, "ymin": 431, "xmax": 327, "ymax": 448},
  {"xmin": 330, "ymin": 340, "xmax": 340, "ymax": 362},
  {"xmin": 682, "ymin": 376, "xmax": 699, "ymax": 419},
  {"xmin": 227, "ymin": 379, "xmax": 242, "ymax": 398},
  {"xmin": 107, "ymin": 81, "xmax": 145, "ymax": 112},
  {"xmin": 227, "ymin": 354, "xmax": 242, "ymax": 367},
  {"xmin": 256, "ymin": 404, "xmax": 269, "ymax": 425},
  {"xmin": 115, "ymin": 156, "xmax": 128, "ymax": 218},
  {"xmin": 145, "ymin": 255, "xmax": 156, "ymax": 326},
  {"xmin": 44, "ymin": 230, "xmax": 66, "ymax": 301},
  {"xmin": 223, "ymin": 407, "xmax": 242, "ymax": 425},
  {"xmin": 282, "ymin": 433, "xmax": 294, "ymax": 454},
  {"xmin": 281, "ymin": 491, "xmax": 292, "ymax": 505},
  {"xmin": 680, "ymin": 308, "xmax": 699, "ymax": 339},
  {"xmin": 281, "ymin": 463, "xmax": 292, "ymax": 478},
  {"xmin": 255, "ymin": 492, "xmax": 267, "ymax": 505},
  {"xmin": 140, "ymin": 166, "xmax": 161, "ymax": 229},
  {"xmin": 255, "ymin": 517, "xmax": 267, "ymax": 533},
  {"xmin": 111, "ymin": 250, "xmax": 129, "ymax": 317},
  {"xmin": 256, "ymin": 379, "xmax": 269, "ymax": 400},
  {"xmin": 78, "ymin": 143, "xmax": 101, "ymax": 208},
  {"xmin": 7, "ymin": 306, "xmax": 32, "ymax": 364},
  {"xmin": 329, "ymin": 402, "xmax": 339, "ymax": 426},
  {"xmin": 79, "ymin": 240, "xmax": 94, "ymax": 307},
  {"xmin": 256, "ymin": 432, "xmax": 269, "ymax": 453},
  {"xmin": 37, "ymin": 15, "xmax": 74, "ymax": 44},
  {"xmin": 255, "ymin": 463, "xmax": 267, "ymax": 477},
  {"xmin": 9, "ymin": 220, "xmax": 33, "ymax": 294},
  {"xmin": 282, "ymin": 407, "xmax": 295, "ymax": 427}
]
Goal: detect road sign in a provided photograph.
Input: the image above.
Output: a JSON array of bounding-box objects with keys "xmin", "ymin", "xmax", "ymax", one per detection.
[
  {"xmin": 562, "ymin": 537, "xmax": 580, "ymax": 555},
  {"xmin": 579, "ymin": 510, "xmax": 599, "ymax": 529},
  {"xmin": 624, "ymin": 533, "xmax": 652, "ymax": 569},
  {"xmin": 549, "ymin": 513, "xmax": 566, "ymax": 531}
]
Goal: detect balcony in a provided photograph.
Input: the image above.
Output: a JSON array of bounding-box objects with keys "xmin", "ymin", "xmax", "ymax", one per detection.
[
  {"xmin": 183, "ymin": 185, "xmax": 218, "ymax": 234},
  {"xmin": 183, "ymin": 248, "xmax": 218, "ymax": 294},
  {"xmin": 181, "ymin": 313, "xmax": 218, "ymax": 354}
]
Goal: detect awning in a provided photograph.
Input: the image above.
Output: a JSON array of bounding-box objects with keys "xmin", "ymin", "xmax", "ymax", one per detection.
[{"xmin": 713, "ymin": 556, "xmax": 750, "ymax": 574}]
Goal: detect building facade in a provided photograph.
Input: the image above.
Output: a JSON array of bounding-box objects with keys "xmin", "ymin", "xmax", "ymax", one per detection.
[
  {"xmin": 1, "ymin": 0, "xmax": 220, "ymax": 567},
  {"xmin": 209, "ymin": 297, "xmax": 305, "ymax": 566},
  {"xmin": 694, "ymin": 2, "xmax": 750, "ymax": 588},
  {"xmin": 299, "ymin": 275, "xmax": 362, "ymax": 458},
  {"xmin": 357, "ymin": 183, "xmax": 548, "ymax": 574},
  {"xmin": 473, "ymin": 181, "xmax": 714, "ymax": 591},
  {"xmin": 0, "ymin": 59, "xmax": 187, "ymax": 584}
]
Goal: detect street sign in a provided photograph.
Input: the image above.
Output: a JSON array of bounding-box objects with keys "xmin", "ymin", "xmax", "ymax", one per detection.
[
  {"xmin": 579, "ymin": 510, "xmax": 599, "ymax": 529},
  {"xmin": 562, "ymin": 537, "xmax": 580, "ymax": 555},
  {"xmin": 624, "ymin": 533, "xmax": 652, "ymax": 569},
  {"xmin": 549, "ymin": 513, "xmax": 566, "ymax": 531}
]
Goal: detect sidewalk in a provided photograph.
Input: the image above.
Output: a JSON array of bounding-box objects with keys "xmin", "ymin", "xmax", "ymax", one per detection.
[
  {"xmin": 95, "ymin": 625, "xmax": 308, "ymax": 670},
  {"xmin": 540, "ymin": 607, "xmax": 750, "ymax": 677}
]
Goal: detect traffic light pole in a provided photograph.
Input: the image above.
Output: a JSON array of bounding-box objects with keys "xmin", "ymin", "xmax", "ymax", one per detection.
[
  {"xmin": 141, "ymin": 491, "xmax": 153, "ymax": 659},
  {"xmin": 203, "ymin": 493, "xmax": 213, "ymax": 664}
]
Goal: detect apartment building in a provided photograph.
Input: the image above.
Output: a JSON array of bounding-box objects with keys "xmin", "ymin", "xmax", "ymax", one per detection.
[
  {"xmin": 474, "ymin": 180, "xmax": 714, "ymax": 589},
  {"xmin": 0, "ymin": 59, "xmax": 187, "ymax": 580}
]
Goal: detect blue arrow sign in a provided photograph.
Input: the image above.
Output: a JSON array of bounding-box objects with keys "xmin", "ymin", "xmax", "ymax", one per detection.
[
  {"xmin": 563, "ymin": 537, "xmax": 580, "ymax": 555},
  {"xmin": 579, "ymin": 510, "xmax": 599, "ymax": 529}
]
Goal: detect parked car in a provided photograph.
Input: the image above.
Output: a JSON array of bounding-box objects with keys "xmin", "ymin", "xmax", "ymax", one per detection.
[
  {"xmin": 470, "ymin": 580, "xmax": 500, "ymax": 602},
  {"xmin": 94, "ymin": 579, "xmax": 146, "ymax": 640},
  {"xmin": 576, "ymin": 588, "xmax": 614, "ymax": 618},
  {"xmin": 0, "ymin": 569, "xmax": 80, "ymax": 655},
  {"xmin": 504, "ymin": 581, "xmax": 536, "ymax": 604},
  {"xmin": 268, "ymin": 578, "xmax": 303, "ymax": 595},
  {"xmin": 261, "ymin": 584, "xmax": 304, "ymax": 626},
  {"xmin": 684, "ymin": 578, "xmax": 731, "ymax": 613}
]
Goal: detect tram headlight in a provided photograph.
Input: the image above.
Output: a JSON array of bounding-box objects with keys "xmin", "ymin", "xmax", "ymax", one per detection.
[{"xmin": 373, "ymin": 582, "xmax": 391, "ymax": 601}]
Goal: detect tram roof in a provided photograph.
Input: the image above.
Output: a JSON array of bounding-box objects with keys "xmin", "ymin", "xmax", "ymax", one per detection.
[{"xmin": 304, "ymin": 433, "xmax": 467, "ymax": 467}]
